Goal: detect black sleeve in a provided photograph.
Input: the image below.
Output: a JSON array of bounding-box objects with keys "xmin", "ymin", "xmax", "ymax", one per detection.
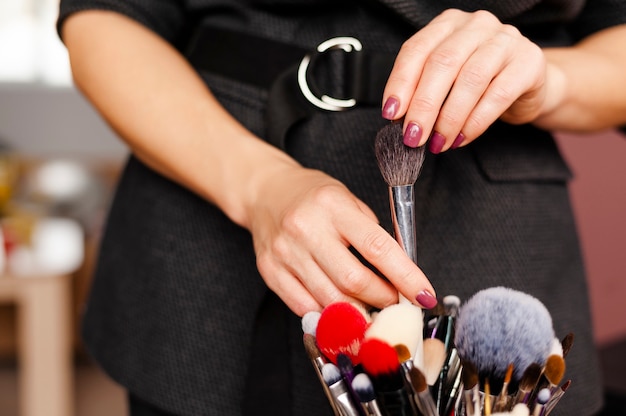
[
  {"xmin": 57, "ymin": 0, "xmax": 186, "ymax": 45},
  {"xmin": 568, "ymin": 0, "xmax": 626, "ymax": 42}
]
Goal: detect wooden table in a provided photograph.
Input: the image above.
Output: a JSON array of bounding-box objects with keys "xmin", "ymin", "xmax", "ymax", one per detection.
[{"xmin": 0, "ymin": 273, "xmax": 74, "ymax": 416}]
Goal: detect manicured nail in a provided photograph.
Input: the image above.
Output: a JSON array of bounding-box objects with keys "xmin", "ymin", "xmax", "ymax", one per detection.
[
  {"xmin": 416, "ymin": 290, "xmax": 438, "ymax": 309},
  {"xmin": 451, "ymin": 132, "xmax": 465, "ymax": 149},
  {"xmin": 403, "ymin": 122, "xmax": 422, "ymax": 147},
  {"xmin": 382, "ymin": 96, "xmax": 400, "ymax": 120},
  {"xmin": 429, "ymin": 132, "xmax": 446, "ymax": 154}
]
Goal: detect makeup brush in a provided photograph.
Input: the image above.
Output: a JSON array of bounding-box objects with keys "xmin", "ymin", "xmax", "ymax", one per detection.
[
  {"xmin": 544, "ymin": 379, "xmax": 571, "ymax": 415},
  {"xmin": 560, "ymin": 333, "xmax": 574, "ymax": 359},
  {"xmin": 484, "ymin": 379, "xmax": 493, "ymax": 416},
  {"xmin": 302, "ymin": 310, "xmax": 322, "ymax": 336},
  {"xmin": 322, "ymin": 363, "xmax": 362, "ymax": 416},
  {"xmin": 493, "ymin": 363, "xmax": 514, "ymax": 412},
  {"xmin": 461, "ymin": 361, "xmax": 480, "ymax": 416},
  {"xmin": 316, "ymin": 302, "xmax": 370, "ymax": 365},
  {"xmin": 365, "ymin": 303, "xmax": 424, "ymax": 368},
  {"xmin": 515, "ymin": 363, "xmax": 543, "ymax": 405},
  {"xmin": 374, "ymin": 121, "xmax": 426, "ymax": 304},
  {"xmin": 436, "ymin": 295, "xmax": 461, "ymax": 411},
  {"xmin": 359, "ymin": 338, "xmax": 416, "ymax": 416},
  {"xmin": 539, "ymin": 354, "xmax": 566, "ymax": 394},
  {"xmin": 352, "ymin": 373, "xmax": 385, "ymax": 416},
  {"xmin": 393, "ymin": 344, "xmax": 413, "ymax": 372},
  {"xmin": 422, "ymin": 338, "xmax": 447, "ymax": 386},
  {"xmin": 549, "ymin": 338, "xmax": 563, "ymax": 357},
  {"xmin": 337, "ymin": 352, "xmax": 367, "ymax": 415},
  {"xmin": 408, "ymin": 366, "xmax": 438, "ymax": 416},
  {"xmin": 531, "ymin": 388, "xmax": 550, "ymax": 416},
  {"xmin": 454, "ymin": 287, "xmax": 555, "ymax": 385},
  {"xmin": 304, "ymin": 333, "xmax": 341, "ymax": 416}
]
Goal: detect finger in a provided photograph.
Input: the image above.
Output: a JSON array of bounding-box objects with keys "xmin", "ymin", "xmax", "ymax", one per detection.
[
  {"xmin": 312, "ymin": 238, "xmax": 400, "ymax": 309},
  {"xmin": 462, "ymin": 44, "xmax": 545, "ymax": 139},
  {"xmin": 432, "ymin": 26, "xmax": 520, "ymax": 150},
  {"xmin": 257, "ymin": 258, "xmax": 323, "ymax": 317},
  {"xmin": 382, "ymin": 11, "xmax": 460, "ymax": 121},
  {"xmin": 336, "ymin": 211, "xmax": 437, "ymax": 309},
  {"xmin": 402, "ymin": 26, "xmax": 485, "ymax": 149}
]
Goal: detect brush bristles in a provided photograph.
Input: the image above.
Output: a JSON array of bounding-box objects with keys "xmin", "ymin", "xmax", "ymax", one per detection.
[
  {"xmin": 462, "ymin": 361, "xmax": 479, "ymax": 390},
  {"xmin": 301, "ymin": 311, "xmax": 321, "ymax": 336},
  {"xmin": 409, "ymin": 366, "xmax": 428, "ymax": 394},
  {"xmin": 321, "ymin": 363, "xmax": 343, "ymax": 386},
  {"xmin": 561, "ymin": 333, "xmax": 574, "ymax": 358},
  {"xmin": 455, "ymin": 287, "xmax": 555, "ymax": 382},
  {"xmin": 352, "ymin": 373, "xmax": 377, "ymax": 402},
  {"xmin": 394, "ymin": 344, "xmax": 412, "ymax": 364},
  {"xmin": 374, "ymin": 122, "xmax": 425, "ymax": 187},
  {"xmin": 544, "ymin": 355, "xmax": 566, "ymax": 386}
]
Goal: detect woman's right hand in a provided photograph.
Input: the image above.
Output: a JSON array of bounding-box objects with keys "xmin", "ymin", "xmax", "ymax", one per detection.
[
  {"xmin": 61, "ymin": 10, "xmax": 436, "ymax": 317},
  {"xmin": 244, "ymin": 163, "xmax": 437, "ymax": 316}
]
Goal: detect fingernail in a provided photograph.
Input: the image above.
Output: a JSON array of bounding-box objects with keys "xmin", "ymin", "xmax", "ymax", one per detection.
[
  {"xmin": 416, "ymin": 290, "xmax": 438, "ymax": 309},
  {"xmin": 382, "ymin": 96, "xmax": 400, "ymax": 120},
  {"xmin": 429, "ymin": 132, "xmax": 446, "ymax": 154},
  {"xmin": 403, "ymin": 122, "xmax": 422, "ymax": 147},
  {"xmin": 451, "ymin": 132, "xmax": 465, "ymax": 149}
]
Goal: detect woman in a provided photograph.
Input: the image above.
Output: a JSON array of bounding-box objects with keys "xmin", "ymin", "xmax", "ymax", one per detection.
[{"xmin": 58, "ymin": 1, "xmax": 626, "ymax": 415}]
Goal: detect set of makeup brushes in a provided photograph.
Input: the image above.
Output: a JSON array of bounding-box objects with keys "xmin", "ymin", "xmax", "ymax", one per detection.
[
  {"xmin": 301, "ymin": 287, "xmax": 573, "ymax": 416},
  {"xmin": 299, "ymin": 122, "xmax": 572, "ymax": 415}
]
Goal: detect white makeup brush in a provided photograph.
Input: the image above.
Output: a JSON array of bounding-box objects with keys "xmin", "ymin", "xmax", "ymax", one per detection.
[{"xmin": 365, "ymin": 303, "xmax": 424, "ymax": 369}]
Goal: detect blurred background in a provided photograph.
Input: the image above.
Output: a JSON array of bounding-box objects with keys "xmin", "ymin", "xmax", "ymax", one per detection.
[{"xmin": 0, "ymin": 1, "xmax": 625, "ymax": 415}]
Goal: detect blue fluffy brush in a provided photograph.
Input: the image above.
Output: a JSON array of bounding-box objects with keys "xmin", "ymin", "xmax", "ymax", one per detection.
[{"xmin": 454, "ymin": 287, "xmax": 555, "ymax": 384}]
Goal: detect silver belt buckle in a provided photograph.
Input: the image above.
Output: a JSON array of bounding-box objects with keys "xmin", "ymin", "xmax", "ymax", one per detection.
[{"xmin": 297, "ymin": 37, "xmax": 363, "ymax": 112}]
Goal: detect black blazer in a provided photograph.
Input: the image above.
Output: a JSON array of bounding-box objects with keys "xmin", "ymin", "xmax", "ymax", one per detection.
[{"xmin": 58, "ymin": 0, "xmax": 626, "ymax": 414}]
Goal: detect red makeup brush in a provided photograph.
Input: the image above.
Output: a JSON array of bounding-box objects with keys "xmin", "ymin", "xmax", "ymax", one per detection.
[
  {"xmin": 316, "ymin": 302, "xmax": 369, "ymax": 365},
  {"xmin": 359, "ymin": 338, "xmax": 417, "ymax": 416}
]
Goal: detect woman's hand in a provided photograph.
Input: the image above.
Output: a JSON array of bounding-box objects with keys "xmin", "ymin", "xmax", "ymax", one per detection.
[
  {"xmin": 245, "ymin": 164, "xmax": 437, "ymax": 316},
  {"xmin": 382, "ymin": 9, "xmax": 548, "ymax": 153}
]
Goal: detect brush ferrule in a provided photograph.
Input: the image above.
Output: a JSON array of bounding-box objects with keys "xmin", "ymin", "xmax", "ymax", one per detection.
[
  {"xmin": 389, "ymin": 185, "xmax": 417, "ymax": 264},
  {"xmin": 328, "ymin": 381, "xmax": 361, "ymax": 416}
]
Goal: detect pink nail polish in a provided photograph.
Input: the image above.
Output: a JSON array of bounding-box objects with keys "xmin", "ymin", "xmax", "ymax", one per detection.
[
  {"xmin": 416, "ymin": 290, "xmax": 438, "ymax": 309},
  {"xmin": 403, "ymin": 122, "xmax": 422, "ymax": 147},
  {"xmin": 451, "ymin": 132, "xmax": 465, "ymax": 149},
  {"xmin": 429, "ymin": 132, "xmax": 446, "ymax": 154},
  {"xmin": 382, "ymin": 96, "xmax": 400, "ymax": 120}
]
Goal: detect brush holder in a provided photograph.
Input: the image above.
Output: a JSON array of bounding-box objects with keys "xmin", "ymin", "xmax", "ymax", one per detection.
[{"xmin": 304, "ymin": 287, "xmax": 572, "ymax": 416}]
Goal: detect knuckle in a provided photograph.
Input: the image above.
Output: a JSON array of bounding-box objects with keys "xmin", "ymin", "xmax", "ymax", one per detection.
[
  {"xmin": 459, "ymin": 65, "xmax": 490, "ymax": 89},
  {"xmin": 338, "ymin": 268, "xmax": 369, "ymax": 296},
  {"xmin": 464, "ymin": 112, "xmax": 487, "ymax": 136},
  {"xmin": 269, "ymin": 235, "xmax": 292, "ymax": 259},
  {"xmin": 428, "ymin": 48, "xmax": 461, "ymax": 71},
  {"xmin": 500, "ymin": 23, "xmax": 521, "ymax": 38},
  {"xmin": 440, "ymin": 8, "xmax": 465, "ymax": 20},
  {"xmin": 400, "ymin": 37, "xmax": 430, "ymax": 59},
  {"xmin": 489, "ymin": 84, "xmax": 515, "ymax": 106},
  {"xmin": 256, "ymin": 253, "xmax": 278, "ymax": 285},
  {"xmin": 361, "ymin": 231, "xmax": 394, "ymax": 260},
  {"xmin": 472, "ymin": 9, "xmax": 499, "ymax": 26},
  {"xmin": 437, "ymin": 109, "xmax": 463, "ymax": 128},
  {"xmin": 410, "ymin": 95, "xmax": 438, "ymax": 114}
]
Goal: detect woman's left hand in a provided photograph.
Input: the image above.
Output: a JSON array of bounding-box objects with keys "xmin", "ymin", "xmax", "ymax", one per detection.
[{"xmin": 382, "ymin": 9, "xmax": 548, "ymax": 153}]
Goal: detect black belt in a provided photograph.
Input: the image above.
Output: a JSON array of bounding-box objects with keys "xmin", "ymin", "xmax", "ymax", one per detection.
[{"xmin": 186, "ymin": 26, "xmax": 396, "ymax": 149}]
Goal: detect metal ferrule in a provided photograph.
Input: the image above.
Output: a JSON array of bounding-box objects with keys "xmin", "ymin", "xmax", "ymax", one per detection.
[{"xmin": 389, "ymin": 185, "xmax": 418, "ymax": 264}]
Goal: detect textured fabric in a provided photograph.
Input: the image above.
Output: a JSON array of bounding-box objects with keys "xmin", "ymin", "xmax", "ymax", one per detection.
[{"xmin": 57, "ymin": 1, "xmax": 626, "ymax": 415}]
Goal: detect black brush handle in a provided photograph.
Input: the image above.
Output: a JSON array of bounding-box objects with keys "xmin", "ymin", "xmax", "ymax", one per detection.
[{"xmin": 376, "ymin": 389, "xmax": 417, "ymax": 416}]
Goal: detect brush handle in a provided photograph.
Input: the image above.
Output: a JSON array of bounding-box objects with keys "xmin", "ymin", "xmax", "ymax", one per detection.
[
  {"xmin": 376, "ymin": 388, "xmax": 416, "ymax": 416},
  {"xmin": 388, "ymin": 185, "xmax": 417, "ymax": 306}
]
